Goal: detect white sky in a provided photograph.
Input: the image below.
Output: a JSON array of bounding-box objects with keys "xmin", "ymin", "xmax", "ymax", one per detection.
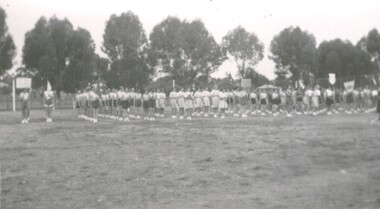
[{"xmin": 2, "ymin": 0, "xmax": 380, "ymax": 79}]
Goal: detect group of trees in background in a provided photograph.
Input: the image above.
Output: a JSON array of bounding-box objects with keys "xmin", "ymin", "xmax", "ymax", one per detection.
[
  {"xmin": 269, "ymin": 26, "xmax": 380, "ymax": 88},
  {"xmin": 1, "ymin": 6, "xmax": 380, "ymax": 94},
  {"xmin": 0, "ymin": 7, "xmax": 16, "ymax": 77}
]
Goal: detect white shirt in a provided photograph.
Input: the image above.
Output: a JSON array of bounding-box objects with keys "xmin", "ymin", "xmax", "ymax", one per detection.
[
  {"xmin": 326, "ymin": 89, "xmax": 333, "ymax": 97},
  {"xmin": 169, "ymin": 91, "xmax": 178, "ymax": 99},
  {"xmin": 20, "ymin": 92, "xmax": 30, "ymax": 101},
  {"xmin": 249, "ymin": 92, "xmax": 257, "ymax": 99},
  {"xmin": 202, "ymin": 91, "xmax": 210, "ymax": 97},
  {"xmin": 44, "ymin": 90, "xmax": 54, "ymax": 99},
  {"xmin": 219, "ymin": 91, "xmax": 226, "ymax": 99},
  {"xmin": 306, "ymin": 89, "xmax": 313, "ymax": 97},
  {"xmin": 211, "ymin": 90, "xmax": 220, "ymax": 97},
  {"xmin": 177, "ymin": 91, "xmax": 185, "ymax": 98}
]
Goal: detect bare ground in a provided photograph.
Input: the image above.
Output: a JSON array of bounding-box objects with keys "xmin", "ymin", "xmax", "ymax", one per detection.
[{"xmin": 1, "ymin": 110, "xmax": 380, "ymax": 209}]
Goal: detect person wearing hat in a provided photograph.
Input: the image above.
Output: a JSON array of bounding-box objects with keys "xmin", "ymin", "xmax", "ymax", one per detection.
[{"xmin": 20, "ymin": 88, "xmax": 31, "ymax": 124}]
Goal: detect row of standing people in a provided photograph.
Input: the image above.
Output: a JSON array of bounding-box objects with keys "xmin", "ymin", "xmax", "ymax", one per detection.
[{"xmin": 74, "ymin": 85, "xmax": 380, "ymax": 123}]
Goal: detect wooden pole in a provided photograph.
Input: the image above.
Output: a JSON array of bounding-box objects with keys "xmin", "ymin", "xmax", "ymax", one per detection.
[{"xmin": 12, "ymin": 78, "xmax": 15, "ymax": 112}]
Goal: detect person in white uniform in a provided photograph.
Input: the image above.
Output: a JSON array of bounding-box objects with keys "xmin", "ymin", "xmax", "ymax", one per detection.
[{"xmin": 43, "ymin": 87, "xmax": 55, "ymax": 122}]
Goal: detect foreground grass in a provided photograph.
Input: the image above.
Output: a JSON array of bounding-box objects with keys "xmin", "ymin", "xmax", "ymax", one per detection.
[{"xmin": 1, "ymin": 110, "xmax": 380, "ymax": 209}]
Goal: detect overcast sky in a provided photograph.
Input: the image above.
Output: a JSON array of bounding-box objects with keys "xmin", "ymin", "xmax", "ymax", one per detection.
[{"xmin": 2, "ymin": 0, "xmax": 380, "ymax": 79}]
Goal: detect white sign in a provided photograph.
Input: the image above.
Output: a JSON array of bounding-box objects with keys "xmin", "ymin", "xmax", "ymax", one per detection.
[
  {"xmin": 344, "ymin": 80, "xmax": 355, "ymax": 93},
  {"xmin": 329, "ymin": 73, "xmax": 336, "ymax": 85},
  {"xmin": 16, "ymin": 77, "xmax": 32, "ymax": 89}
]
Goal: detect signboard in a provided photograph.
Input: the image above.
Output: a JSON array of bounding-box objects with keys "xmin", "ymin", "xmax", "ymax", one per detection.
[
  {"xmin": 241, "ymin": 79, "xmax": 251, "ymax": 88},
  {"xmin": 16, "ymin": 77, "xmax": 32, "ymax": 89},
  {"xmin": 329, "ymin": 73, "xmax": 336, "ymax": 85},
  {"xmin": 344, "ymin": 80, "xmax": 355, "ymax": 93}
]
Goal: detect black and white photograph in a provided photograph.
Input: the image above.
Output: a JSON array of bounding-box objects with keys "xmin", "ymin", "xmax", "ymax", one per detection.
[{"xmin": 1, "ymin": 0, "xmax": 380, "ymax": 208}]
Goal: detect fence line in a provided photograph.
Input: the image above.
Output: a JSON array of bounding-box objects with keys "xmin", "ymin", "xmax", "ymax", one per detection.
[{"xmin": 0, "ymin": 94, "xmax": 75, "ymax": 111}]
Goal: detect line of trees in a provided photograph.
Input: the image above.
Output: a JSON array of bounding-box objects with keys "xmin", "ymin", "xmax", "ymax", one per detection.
[
  {"xmin": 269, "ymin": 26, "xmax": 380, "ymax": 88},
  {"xmin": 1, "ymin": 6, "xmax": 380, "ymax": 94}
]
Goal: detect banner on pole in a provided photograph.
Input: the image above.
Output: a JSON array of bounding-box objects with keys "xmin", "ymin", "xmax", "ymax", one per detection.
[
  {"xmin": 47, "ymin": 80, "xmax": 52, "ymax": 91},
  {"xmin": 16, "ymin": 77, "xmax": 32, "ymax": 89},
  {"xmin": 298, "ymin": 79, "xmax": 305, "ymax": 89},
  {"xmin": 241, "ymin": 79, "xmax": 251, "ymax": 88},
  {"xmin": 344, "ymin": 80, "xmax": 355, "ymax": 92},
  {"xmin": 329, "ymin": 73, "xmax": 336, "ymax": 85}
]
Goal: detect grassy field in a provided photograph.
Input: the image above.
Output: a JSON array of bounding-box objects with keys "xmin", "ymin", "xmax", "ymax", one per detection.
[{"xmin": 1, "ymin": 109, "xmax": 380, "ymax": 209}]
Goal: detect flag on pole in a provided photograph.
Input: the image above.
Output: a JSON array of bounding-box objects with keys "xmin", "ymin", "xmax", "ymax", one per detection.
[
  {"xmin": 47, "ymin": 80, "xmax": 52, "ymax": 91},
  {"xmin": 344, "ymin": 80, "xmax": 355, "ymax": 92},
  {"xmin": 298, "ymin": 79, "xmax": 305, "ymax": 89},
  {"xmin": 329, "ymin": 73, "xmax": 336, "ymax": 85},
  {"xmin": 372, "ymin": 75, "xmax": 377, "ymax": 86}
]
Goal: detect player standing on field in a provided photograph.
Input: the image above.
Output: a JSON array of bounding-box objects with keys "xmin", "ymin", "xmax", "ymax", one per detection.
[
  {"xmin": 20, "ymin": 89, "xmax": 31, "ymax": 124},
  {"xmin": 43, "ymin": 87, "xmax": 54, "ymax": 122}
]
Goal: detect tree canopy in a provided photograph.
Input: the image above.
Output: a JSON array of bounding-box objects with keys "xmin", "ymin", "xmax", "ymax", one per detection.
[
  {"xmin": 269, "ymin": 26, "xmax": 318, "ymax": 83},
  {"xmin": 0, "ymin": 6, "xmax": 16, "ymax": 76},
  {"xmin": 318, "ymin": 39, "xmax": 377, "ymax": 79},
  {"xmin": 222, "ymin": 26, "xmax": 264, "ymax": 78},
  {"xmin": 149, "ymin": 16, "xmax": 225, "ymax": 87},
  {"xmin": 102, "ymin": 11, "xmax": 153, "ymax": 89},
  {"xmin": 22, "ymin": 16, "xmax": 97, "ymax": 92}
]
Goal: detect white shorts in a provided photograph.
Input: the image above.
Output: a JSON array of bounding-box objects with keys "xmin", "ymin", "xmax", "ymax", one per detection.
[
  {"xmin": 170, "ymin": 99, "xmax": 177, "ymax": 108},
  {"xmin": 212, "ymin": 97, "xmax": 219, "ymax": 108},
  {"xmin": 203, "ymin": 97, "xmax": 210, "ymax": 106},
  {"xmin": 219, "ymin": 100, "xmax": 228, "ymax": 109},
  {"xmin": 185, "ymin": 99, "xmax": 193, "ymax": 109},
  {"xmin": 312, "ymin": 97, "xmax": 319, "ymax": 107},
  {"xmin": 178, "ymin": 98, "xmax": 185, "ymax": 108},
  {"xmin": 159, "ymin": 99, "xmax": 166, "ymax": 108},
  {"xmin": 194, "ymin": 98, "xmax": 202, "ymax": 108}
]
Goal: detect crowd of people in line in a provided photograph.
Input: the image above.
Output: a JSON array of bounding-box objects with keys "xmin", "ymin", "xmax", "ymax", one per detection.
[{"xmin": 73, "ymin": 85, "xmax": 380, "ymax": 123}]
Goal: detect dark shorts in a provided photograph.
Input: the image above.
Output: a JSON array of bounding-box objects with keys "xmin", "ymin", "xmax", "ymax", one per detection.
[
  {"xmin": 296, "ymin": 97, "xmax": 303, "ymax": 102},
  {"xmin": 318, "ymin": 97, "xmax": 323, "ymax": 104},
  {"xmin": 240, "ymin": 98, "xmax": 248, "ymax": 105},
  {"xmin": 143, "ymin": 100, "xmax": 150, "ymax": 109},
  {"xmin": 112, "ymin": 100, "xmax": 117, "ymax": 107},
  {"xmin": 286, "ymin": 97, "xmax": 293, "ymax": 106},
  {"xmin": 326, "ymin": 97, "xmax": 334, "ymax": 107},
  {"xmin": 45, "ymin": 99, "xmax": 53, "ymax": 106},
  {"xmin": 233, "ymin": 97, "xmax": 240, "ymax": 104},
  {"xmin": 273, "ymin": 98, "xmax": 281, "ymax": 105},
  {"xmin": 22, "ymin": 101, "xmax": 29, "ymax": 110},
  {"xmin": 76, "ymin": 102, "xmax": 80, "ymax": 109},
  {"xmin": 86, "ymin": 101, "xmax": 90, "ymax": 108},
  {"xmin": 122, "ymin": 100, "xmax": 129, "ymax": 109},
  {"xmin": 335, "ymin": 95, "xmax": 341, "ymax": 103},
  {"xmin": 92, "ymin": 100, "xmax": 99, "ymax": 109},
  {"xmin": 260, "ymin": 99, "xmax": 267, "ymax": 105},
  {"xmin": 346, "ymin": 94, "xmax": 353, "ymax": 104},
  {"xmin": 251, "ymin": 98, "xmax": 256, "ymax": 105},
  {"xmin": 102, "ymin": 101, "xmax": 106, "ymax": 107},
  {"xmin": 125, "ymin": 99, "xmax": 131, "ymax": 107},
  {"xmin": 135, "ymin": 99, "xmax": 142, "ymax": 107},
  {"xmin": 149, "ymin": 99, "xmax": 156, "ymax": 108}
]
